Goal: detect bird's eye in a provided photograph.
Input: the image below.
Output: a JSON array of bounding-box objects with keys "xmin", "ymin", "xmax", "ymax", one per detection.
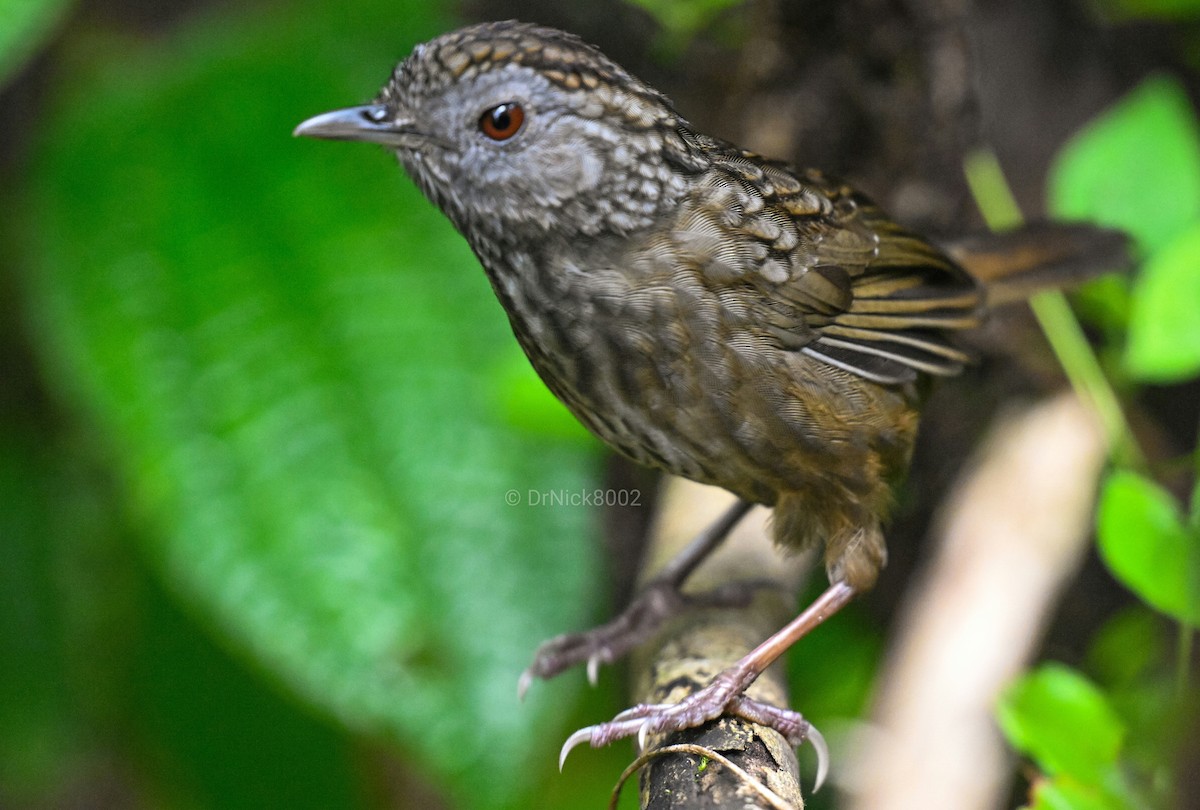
[{"xmin": 479, "ymin": 102, "xmax": 525, "ymax": 141}]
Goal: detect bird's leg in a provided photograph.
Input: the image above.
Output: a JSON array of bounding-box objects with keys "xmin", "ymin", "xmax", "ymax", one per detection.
[
  {"xmin": 559, "ymin": 579, "xmax": 858, "ymax": 779},
  {"xmin": 519, "ymin": 499, "xmax": 755, "ymax": 698}
]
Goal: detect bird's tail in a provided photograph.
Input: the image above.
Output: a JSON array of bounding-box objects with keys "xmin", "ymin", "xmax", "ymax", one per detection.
[{"xmin": 941, "ymin": 223, "xmax": 1133, "ymax": 305}]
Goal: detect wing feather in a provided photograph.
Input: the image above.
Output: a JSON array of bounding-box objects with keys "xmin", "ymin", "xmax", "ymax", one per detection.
[
  {"xmin": 673, "ymin": 153, "xmax": 984, "ymax": 384},
  {"xmin": 780, "ymin": 176, "xmax": 982, "ymax": 381}
]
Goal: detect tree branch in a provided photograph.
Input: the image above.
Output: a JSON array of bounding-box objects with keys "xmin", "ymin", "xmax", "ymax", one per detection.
[{"xmin": 628, "ymin": 480, "xmax": 813, "ymax": 809}]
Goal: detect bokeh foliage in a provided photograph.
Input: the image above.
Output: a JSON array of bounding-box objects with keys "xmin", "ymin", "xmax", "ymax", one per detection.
[
  {"xmin": 996, "ymin": 68, "xmax": 1200, "ymax": 810},
  {"xmin": 0, "ymin": 0, "xmax": 71, "ymax": 84},
  {"xmin": 4, "ymin": 0, "xmax": 612, "ymax": 807}
]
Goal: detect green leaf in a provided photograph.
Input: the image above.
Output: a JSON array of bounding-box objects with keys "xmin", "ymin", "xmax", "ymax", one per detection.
[
  {"xmin": 134, "ymin": 571, "xmax": 362, "ymax": 810},
  {"xmin": 1070, "ymin": 276, "xmax": 1132, "ymax": 336},
  {"xmin": 493, "ymin": 353, "xmax": 597, "ymax": 444},
  {"xmin": 1028, "ymin": 776, "xmax": 1135, "ymax": 810},
  {"xmin": 1095, "ymin": 0, "xmax": 1200, "ymax": 21},
  {"xmin": 623, "ymin": 0, "xmax": 744, "ymax": 42},
  {"xmin": 787, "ymin": 588, "xmax": 882, "ymax": 722},
  {"xmin": 0, "ymin": 429, "xmax": 75, "ymax": 800},
  {"xmin": 1085, "ymin": 608, "xmax": 1168, "ymax": 690},
  {"xmin": 997, "ymin": 664, "xmax": 1125, "ymax": 784},
  {"xmin": 1096, "ymin": 470, "xmax": 1200, "ymax": 624},
  {"xmin": 13, "ymin": 2, "xmax": 604, "ymax": 807},
  {"xmin": 1048, "ymin": 76, "xmax": 1200, "ymax": 254},
  {"xmin": 0, "ymin": 0, "xmax": 73, "ymax": 86},
  {"xmin": 1125, "ymin": 223, "xmax": 1200, "ymax": 381}
]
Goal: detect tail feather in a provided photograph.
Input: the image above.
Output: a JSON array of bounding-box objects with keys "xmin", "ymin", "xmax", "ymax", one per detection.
[{"xmin": 941, "ymin": 223, "xmax": 1134, "ymax": 305}]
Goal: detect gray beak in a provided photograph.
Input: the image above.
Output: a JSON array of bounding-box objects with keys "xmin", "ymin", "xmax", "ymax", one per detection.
[{"xmin": 293, "ymin": 104, "xmax": 418, "ymax": 147}]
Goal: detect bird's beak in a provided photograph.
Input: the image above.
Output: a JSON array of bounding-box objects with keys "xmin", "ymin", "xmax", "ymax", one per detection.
[{"xmin": 293, "ymin": 104, "xmax": 422, "ymax": 147}]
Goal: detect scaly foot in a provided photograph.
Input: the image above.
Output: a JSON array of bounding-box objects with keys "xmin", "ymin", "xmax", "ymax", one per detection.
[
  {"xmin": 517, "ymin": 578, "xmax": 757, "ymax": 698},
  {"xmin": 555, "ymin": 581, "xmax": 859, "ymax": 791},
  {"xmin": 518, "ymin": 499, "xmax": 756, "ymax": 698},
  {"xmin": 558, "ymin": 669, "xmax": 828, "ymax": 788}
]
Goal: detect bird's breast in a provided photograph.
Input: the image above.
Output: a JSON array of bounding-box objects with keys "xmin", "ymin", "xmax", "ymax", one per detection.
[{"xmin": 478, "ymin": 243, "xmax": 917, "ymax": 507}]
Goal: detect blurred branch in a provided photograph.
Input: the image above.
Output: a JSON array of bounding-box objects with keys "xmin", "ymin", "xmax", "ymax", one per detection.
[
  {"xmin": 624, "ymin": 479, "xmax": 812, "ymax": 809},
  {"xmin": 904, "ymin": 0, "xmax": 980, "ymax": 157},
  {"xmin": 847, "ymin": 392, "xmax": 1109, "ymax": 810}
]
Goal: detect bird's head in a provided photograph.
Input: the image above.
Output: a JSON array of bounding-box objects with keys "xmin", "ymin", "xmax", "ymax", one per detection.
[{"xmin": 295, "ymin": 21, "xmax": 705, "ymax": 245}]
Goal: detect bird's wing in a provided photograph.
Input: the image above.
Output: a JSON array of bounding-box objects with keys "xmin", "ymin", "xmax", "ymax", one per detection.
[{"xmin": 679, "ymin": 153, "xmax": 984, "ymax": 386}]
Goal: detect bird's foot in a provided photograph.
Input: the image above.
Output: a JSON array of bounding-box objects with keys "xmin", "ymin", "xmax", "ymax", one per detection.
[
  {"xmin": 558, "ymin": 669, "xmax": 828, "ymax": 788},
  {"xmin": 518, "ymin": 579, "xmax": 757, "ymax": 699}
]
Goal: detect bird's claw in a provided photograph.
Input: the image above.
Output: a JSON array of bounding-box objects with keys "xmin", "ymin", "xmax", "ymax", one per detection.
[
  {"xmin": 558, "ymin": 694, "xmax": 829, "ymax": 791},
  {"xmin": 519, "ymin": 542, "xmax": 765, "ymax": 699},
  {"xmin": 519, "ymin": 579, "xmax": 705, "ymax": 698},
  {"xmin": 516, "ymin": 668, "xmax": 534, "ymax": 702},
  {"xmin": 559, "ymin": 725, "xmax": 596, "ymax": 771},
  {"xmin": 586, "ymin": 652, "xmax": 602, "ymax": 687},
  {"xmin": 519, "ymin": 648, "xmax": 607, "ymax": 701},
  {"xmin": 637, "ymin": 719, "xmax": 652, "ymax": 752},
  {"xmin": 557, "ymin": 710, "xmax": 659, "ymax": 771},
  {"xmin": 807, "ymin": 723, "xmax": 830, "ymax": 792}
]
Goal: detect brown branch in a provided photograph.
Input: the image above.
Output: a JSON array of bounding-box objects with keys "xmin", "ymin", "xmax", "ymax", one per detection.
[
  {"xmin": 626, "ymin": 480, "xmax": 813, "ymax": 810},
  {"xmin": 847, "ymin": 392, "xmax": 1108, "ymax": 810}
]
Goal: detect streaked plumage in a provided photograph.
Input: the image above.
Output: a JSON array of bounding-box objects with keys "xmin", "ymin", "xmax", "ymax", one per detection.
[{"xmin": 295, "ymin": 19, "xmax": 1127, "ymax": 767}]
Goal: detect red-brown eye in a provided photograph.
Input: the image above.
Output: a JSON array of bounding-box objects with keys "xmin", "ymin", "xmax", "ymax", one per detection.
[{"xmin": 479, "ymin": 102, "xmax": 525, "ymax": 141}]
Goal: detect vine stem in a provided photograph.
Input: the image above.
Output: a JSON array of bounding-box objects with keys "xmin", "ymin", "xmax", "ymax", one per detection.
[
  {"xmin": 1178, "ymin": 624, "xmax": 1193, "ymax": 701},
  {"xmin": 962, "ymin": 149, "xmax": 1144, "ymax": 468},
  {"xmin": 1185, "ymin": 410, "xmax": 1200, "ymax": 700}
]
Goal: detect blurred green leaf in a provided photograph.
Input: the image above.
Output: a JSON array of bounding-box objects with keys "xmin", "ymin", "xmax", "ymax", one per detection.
[
  {"xmin": 0, "ymin": 0, "xmax": 72, "ymax": 86},
  {"xmin": 1, "ymin": 417, "xmax": 365, "ymax": 807},
  {"xmin": 623, "ymin": 0, "xmax": 743, "ymax": 42},
  {"xmin": 13, "ymin": 2, "xmax": 604, "ymax": 807},
  {"xmin": 494, "ymin": 353, "xmax": 597, "ymax": 444},
  {"xmin": 0, "ymin": 428, "xmax": 75, "ymax": 799},
  {"xmin": 1070, "ymin": 276, "xmax": 1132, "ymax": 336},
  {"xmin": 1083, "ymin": 608, "xmax": 1183, "ymax": 802},
  {"xmin": 1085, "ymin": 608, "xmax": 1168, "ymax": 690},
  {"xmin": 1125, "ymin": 223, "xmax": 1200, "ymax": 381},
  {"xmin": 1096, "ymin": 470, "xmax": 1200, "ymax": 625},
  {"xmin": 1027, "ymin": 776, "xmax": 1133, "ymax": 810},
  {"xmin": 1096, "ymin": 0, "xmax": 1200, "ymax": 21},
  {"xmin": 133, "ymin": 570, "xmax": 361, "ymax": 810},
  {"xmin": 998, "ymin": 664, "xmax": 1125, "ymax": 784},
  {"xmin": 788, "ymin": 591, "xmax": 881, "ymax": 722},
  {"xmin": 1048, "ymin": 76, "xmax": 1200, "ymax": 254}
]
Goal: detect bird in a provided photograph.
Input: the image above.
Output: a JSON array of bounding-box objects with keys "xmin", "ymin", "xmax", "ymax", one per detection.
[{"xmin": 294, "ymin": 19, "xmax": 1126, "ymax": 782}]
